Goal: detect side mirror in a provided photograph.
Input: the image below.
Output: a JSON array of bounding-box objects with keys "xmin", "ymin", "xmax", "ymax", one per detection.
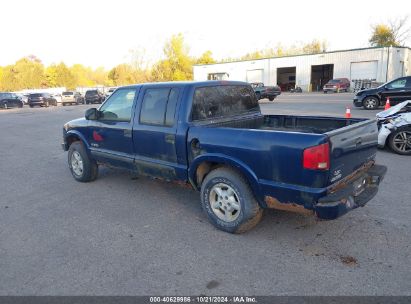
[{"xmin": 85, "ymin": 108, "xmax": 99, "ymax": 120}]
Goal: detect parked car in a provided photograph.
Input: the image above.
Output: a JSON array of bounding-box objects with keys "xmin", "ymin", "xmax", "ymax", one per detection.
[
  {"xmin": 15, "ymin": 93, "xmax": 29, "ymax": 105},
  {"xmin": 85, "ymin": 90, "xmax": 105, "ymax": 104},
  {"xmin": 28, "ymin": 93, "xmax": 58, "ymax": 107},
  {"xmin": 290, "ymin": 86, "xmax": 302, "ymax": 93},
  {"xmin": 105, "ymin": 88, "xmax": 117, "ymax": 99},
  {"xmin": 377, "ymin": 100, "xmax": 411, "ymax": 155},
  {"xmin": 250, "ymin": 82, "xmax": 281, "ymax": 101},
  {"xmin": 62, "ymin": 91, "xmax": 85, "ymax": 106},
  {"xmin": 0, "ymin": 92, "xmax": 24, "ymax": 109},
  {"xmin": 62, "ymin": 81, "xmax": 386, "ymax": 233},
  {"xmin": 353, "ymin": 76, "xmax": 411, "ymax": 110},
  {"xmin": 52, "ymin": 93, "xmax": 62, "ymax": 105},
  {"xmin": 323, "ymin": 78, "xmax": 350, "ymax": 93}
]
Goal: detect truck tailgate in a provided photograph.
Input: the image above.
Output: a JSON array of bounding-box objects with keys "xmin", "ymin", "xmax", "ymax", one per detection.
[{"xmin": 326, "ymin": 119, "xmax": 378, "ymax": 185}]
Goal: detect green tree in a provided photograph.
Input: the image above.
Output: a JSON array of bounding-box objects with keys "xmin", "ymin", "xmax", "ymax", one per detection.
[
  {"xmin": 108, "ymin": 64, "xmax": 136, "ymax": 86},
  {"xmin": 0, "ymin": 56, "xmax": 46, "ymax": 90},
  {"xmin": 302, "ymin": 39, "xmax": 327, "ymax": 54},
  {"xmin": 196, "ymin": 50, "xmax": 216, "ymax": 65},
  {"xmin": 152, "ymin": 33, "xmax": 193, "ymax": 81},
  {"xmin": 55, "ymin": 63, "xmax": 76, "ymax": 89},
  {"xmin": 369, "ymin": 17, "xmax": 410, "ymax": 47},
  {"xmin": 45, "ymin": 65, "xmax": 58, "ymax": 87},
  {"xmin": 369, "ymin": 24, "xmax": 398, "ymax": 46},
  {"xmin": 70, "ymin": 64, "xmax": 96, "ymax": 87}
]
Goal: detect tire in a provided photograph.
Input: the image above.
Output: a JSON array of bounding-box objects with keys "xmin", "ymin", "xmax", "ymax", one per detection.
[
  {"xmin": 388, "ymin": 127, "xmax": 411, "ymax": 155},
  {"xmin": 268, "ymin": 96, "xmax": 275, "ymax": 101},
  {"xmin": 68, "ymin": 141, "xmax": 99, "ymax": 182},
  {"xmin": 29, "ymin": 105, "xmax": 33, "ymax": 108},
  {"xmin": 255, "ymin": 92, "xmax": 261, "ymax": 100},
  {"xmin": 323, "ymin": 91, "xmax": 327, "ymax": 94},
  {"xmin": 363, "ymin": 96, "xmax": 379, "ymax": 110},
  {"xmin": 200, "ymin": 167, "xmax": 263, "ymax": 233}
]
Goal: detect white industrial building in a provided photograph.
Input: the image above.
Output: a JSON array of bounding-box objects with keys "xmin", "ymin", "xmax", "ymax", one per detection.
[{"xmin": 193, "ymin": 46, "xmax": 411, "ymax": 92}]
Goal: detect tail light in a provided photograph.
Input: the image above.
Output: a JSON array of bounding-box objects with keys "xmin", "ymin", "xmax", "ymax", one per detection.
[{"xmin": 303, "ymin": 142, "xmax": 330, "ymax": 170}]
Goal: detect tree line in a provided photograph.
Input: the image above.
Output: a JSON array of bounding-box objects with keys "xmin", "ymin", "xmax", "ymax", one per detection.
[{"xmin": 0, "ymin": 18, "xmax": 409, "ymax": 91}]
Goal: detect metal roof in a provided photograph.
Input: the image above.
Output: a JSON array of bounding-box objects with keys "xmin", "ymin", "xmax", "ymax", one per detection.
[{"xmin": 193, "ymin": 46, "xmax": 411, "ymax": 66}]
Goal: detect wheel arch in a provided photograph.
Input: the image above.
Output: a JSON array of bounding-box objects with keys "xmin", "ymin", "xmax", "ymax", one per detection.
[
  {"xmin": 363, "ymin": 94, "xmax": 380, "ymax": 103},
  {"xmin": 188, "ymin": 154, "xmax": 264, "ymax": 206},
  {"xmin": 65, "ymin": 130, "xmax": 90, "ymax": 151}
]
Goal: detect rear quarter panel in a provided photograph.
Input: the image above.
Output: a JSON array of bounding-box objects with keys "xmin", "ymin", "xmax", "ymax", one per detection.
[{"xmin": 187, "ymin": 126, "xmax": 330, "ymax": 204}]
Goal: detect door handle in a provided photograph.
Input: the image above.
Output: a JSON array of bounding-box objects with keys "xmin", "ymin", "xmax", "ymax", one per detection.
[
  {"xmin": 124, "ymin": 129, "xmax": 132, "ymax": 138},
  {"xmin": 165, "ymin": 134, "xmax": 175, "ymax": 144}
]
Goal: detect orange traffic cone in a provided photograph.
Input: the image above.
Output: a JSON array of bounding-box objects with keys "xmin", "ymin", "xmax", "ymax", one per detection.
[
  {"xmin": 345, "ymin": 107, "xmax": 351, "ymax": 119},
  {"xmin": 384, "ymin": 98, "xmax": 391, "ymax": 110}
]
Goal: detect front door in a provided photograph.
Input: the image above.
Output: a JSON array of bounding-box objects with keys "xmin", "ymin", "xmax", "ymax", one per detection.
[
  {"xmin": 88, "ymin": 87, "xmax": 139, "ymax": 170},
  {"xmin": 380, "ymin": 77, "xmax": 411, "ymax": 105}
]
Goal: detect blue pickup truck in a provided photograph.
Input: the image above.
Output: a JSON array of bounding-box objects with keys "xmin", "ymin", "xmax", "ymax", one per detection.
[{"xmin": 62, "ymin": 81, "xmax": 387, "ymax": 233}]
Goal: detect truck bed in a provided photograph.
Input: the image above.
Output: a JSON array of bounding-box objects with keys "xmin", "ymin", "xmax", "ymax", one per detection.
[
  {"xmin": 207, "ymin": 114, "xmax": 364, "ymax": 134},
  {"xmin": 188, "ymin": 114, "xmax": 378, "ymax": 206}
]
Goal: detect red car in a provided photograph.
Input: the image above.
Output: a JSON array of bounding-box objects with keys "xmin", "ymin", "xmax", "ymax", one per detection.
[{"xmin": 323, "ymin": 78, "xmax": 350, "ymax": 93}]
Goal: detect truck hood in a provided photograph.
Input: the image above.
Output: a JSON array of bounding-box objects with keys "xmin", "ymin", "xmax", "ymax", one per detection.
[
  {"xmin": 356, "ymin": 87, "xmax": 378, "ymax": 96},
  {"xmin": 376, "ymin": 100, "xmax": 411, "ymax": 119},
  {"xmin": 64, "ymin": 118, "xmax": 88, "ymax": 131}
]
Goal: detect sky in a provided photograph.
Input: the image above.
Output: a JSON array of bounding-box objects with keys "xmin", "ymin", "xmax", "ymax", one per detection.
[{"xmin": 1, "ymin": 0, "xmax": 410, "ymax": 69}]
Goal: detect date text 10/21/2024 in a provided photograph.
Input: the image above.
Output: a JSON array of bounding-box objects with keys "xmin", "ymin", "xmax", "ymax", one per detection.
[{"xmin": 149, "ymin": 296, "xmax": 257, "ymax": 303}]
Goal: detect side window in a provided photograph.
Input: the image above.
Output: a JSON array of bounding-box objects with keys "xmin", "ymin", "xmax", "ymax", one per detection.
[
  {"xmin": 388, "ymin": 78, "xmax": 406, "ymax": 89},
  {"xmin": 99, "ymin": 88, "xmax": 136, "ymax": 122},
  {"xmin": 405, "ymin": 77, "xmax": 411, "ymax": 88},
  {"xmin": 140, "ymin": 88, "xmax": 180, "ymax": 126}
]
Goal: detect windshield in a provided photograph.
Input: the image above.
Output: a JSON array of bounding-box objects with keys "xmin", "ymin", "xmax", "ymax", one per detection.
[
  {"xmin": 328, "ymin": 79, "xmax": 342, "ymax": 84},
  {"xmin": 192, "ymin": 85, "xmax": 259, "ymax": 121},
  {"xmin": 29, "ymin": 93, "xmax": 43, "ymax": 97},
  {"xmin": 85, "ymin": 90, "xmax": 98, "ymax": 96},
  {"xmin": 63, "ymin": 92, "xmax": 74, "ymax": 96}
]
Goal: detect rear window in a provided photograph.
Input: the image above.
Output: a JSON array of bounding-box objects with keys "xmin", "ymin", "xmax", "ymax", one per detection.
[
  {"xmin": 85, "ymin": 90, "xmax": 98, "ymax": 96},
  {"xmin": 329, "ymin": 79, "xmax": 342, "ymax": 83},
  {"xmin": 29, "ymin": 93, "xmax": 43, "ymax": 97},
  {"xmin": 63, "ymin": 92, "xmax": 74, "ymax": 96},
  {"xmin": 191, "ymin": 85, "xmax": 258, "ymax": 121}
]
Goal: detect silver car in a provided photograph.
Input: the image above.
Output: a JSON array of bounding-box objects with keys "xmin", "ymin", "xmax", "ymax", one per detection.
[{"xmin": 377, "ymin": 100, "xmax": 411, "ymax": 155}]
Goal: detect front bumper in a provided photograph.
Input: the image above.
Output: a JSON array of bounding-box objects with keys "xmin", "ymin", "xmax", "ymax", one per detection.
[
  {"xmin": 314, "ymin": 164, "xmax": 387, "ymax": 219},
  {"xmin": 353, "ymin": 97, "xmax": 363, "ymax": 107}
]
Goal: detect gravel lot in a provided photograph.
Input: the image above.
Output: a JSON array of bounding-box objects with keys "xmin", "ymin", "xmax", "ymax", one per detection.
[{"xmin": 0, "ymin": 92, "xmax": 410, "ymax": 295}]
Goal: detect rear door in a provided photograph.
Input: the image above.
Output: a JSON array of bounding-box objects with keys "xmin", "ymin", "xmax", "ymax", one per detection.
[
  {"xmin": 326, "ymin": 119, "xmax": 378, "ymax": 185},
  {"xmin": 132, "ymin": 86, "xmax": 184, "ymax": 180}
]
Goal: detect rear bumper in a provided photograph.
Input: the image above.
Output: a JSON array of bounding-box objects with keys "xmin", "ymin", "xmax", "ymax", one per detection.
[
  {"xmin": 314, "ymin": 164, "xmax": 387, "ymax": 219},
  {"xmin": 262, "ymin": 92, "xmax": 281, "ymax": 98},
  {"xmin": 29, "ymin": 102, "xmax": 45, "ymax": 106}
]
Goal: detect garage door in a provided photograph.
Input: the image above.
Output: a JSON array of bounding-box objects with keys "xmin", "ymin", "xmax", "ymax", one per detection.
[
  {"xmin": 350, "ymin": 61, "xmax": 378, "ymax": 80},
  {"xmin": 246, "ymin": 69, "xmax": 263, "ymax": 83}
]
